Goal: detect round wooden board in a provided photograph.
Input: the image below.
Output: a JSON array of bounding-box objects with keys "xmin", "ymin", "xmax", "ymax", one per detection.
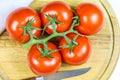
[{"xmin": 0, "ymin": 0, "xmax": 120, "ymax": 80}]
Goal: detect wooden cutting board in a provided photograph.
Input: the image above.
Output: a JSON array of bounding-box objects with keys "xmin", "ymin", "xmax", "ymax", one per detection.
[{"xmin": 0, "ymin": 0, "xmax": 120, "ymax": 80}]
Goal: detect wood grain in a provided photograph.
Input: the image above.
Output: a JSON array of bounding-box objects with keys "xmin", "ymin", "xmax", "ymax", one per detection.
[{"xmin": 0, "ymin": 0, "xmax": 119, "ymax": 80}]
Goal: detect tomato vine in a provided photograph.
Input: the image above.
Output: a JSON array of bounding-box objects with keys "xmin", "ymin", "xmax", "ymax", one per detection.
[{"xmin": 22, "ymin": 14, "xmax": 80, "ymax": 57}]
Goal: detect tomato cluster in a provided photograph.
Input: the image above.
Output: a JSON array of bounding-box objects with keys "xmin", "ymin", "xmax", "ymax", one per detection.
[{"xmin": 6, "ymin": 1, "xmax": 104, "ymax": 76}]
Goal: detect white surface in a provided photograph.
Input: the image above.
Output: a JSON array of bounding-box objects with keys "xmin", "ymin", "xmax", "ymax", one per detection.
[{"xmin": 109, "ymin": 0, "xmax": 120, "ymax": 80}]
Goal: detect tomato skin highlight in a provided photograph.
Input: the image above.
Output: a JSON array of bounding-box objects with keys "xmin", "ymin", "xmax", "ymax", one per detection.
[
  {"xmin": 6, "ymin": 7, "xmax": 41, "ymax": 43},
  {"xmin": 59, "ymin": 33, "xmax": 91, "ymax": 65},
  {"xmin": 40, "ymin": 1, "xmax": 73, "ymax": 34},
  {"xmin": 27, "ymin": 42, "xmax": 62, "ymax": 76},
  {"xmin": 75, "ymin": 3, "xmax": 104, "ymax": 35}
]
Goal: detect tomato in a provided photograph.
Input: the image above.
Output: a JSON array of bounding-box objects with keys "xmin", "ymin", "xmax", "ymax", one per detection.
[
  {"xmin": 27, "ymin": 42, "xmax": 62, "ymax": 76},
  {"xmin": 59, "ymin": 33, "xmax": 91, "ymax": 65},
  {"xmin": 6, "ymin": 7, "xmax": 41, "ymax": 43},
  {"xmin": 40, "ymin": 1, "xmax": 73, "ymax": 34},
  {"xmin": 75, "ymin": 3, "xmax": 104, "ymax": 35}
]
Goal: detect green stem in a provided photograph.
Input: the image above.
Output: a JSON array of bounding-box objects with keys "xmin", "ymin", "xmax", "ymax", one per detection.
[
  {"xmin": 23, "ymin": 15, "xmax": 80, "ymax": 57},
  {"xmin": 23, "ymin": 16, "xmax": 80, "ymax": 48}
]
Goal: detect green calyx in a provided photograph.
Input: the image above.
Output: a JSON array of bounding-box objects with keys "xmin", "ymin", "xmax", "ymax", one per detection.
[
  {"xmin": 20, "ymin": 18, "xmax": 41, "ymax": 40},
  {"xmin": 59, "ymin": 35, "xmax": 79, "ymax": 53},
  {"xmin": 42, "ymin": 14, "xmax": 62, "ymax": 35},
  {"xmin": 37, "ymin": 43, "xmax": 58, "ymax": 58},
  {"xmin": 21, "ymin": 14, "xmax": 80, "ymax": 57}
]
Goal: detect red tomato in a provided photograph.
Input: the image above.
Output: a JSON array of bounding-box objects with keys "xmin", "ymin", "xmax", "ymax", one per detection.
[
  {"xmin": 75, "ymin": 3, "xmax": 104, "ymax": 35},
  {"xmin": 59, "ymin": 33, "xmax": 91, "ymax": 65},
  {"xmin": 27, "ymin": 42, "xmax": 62, "ymax": 76},
  {"xmin": 6, "ymin": 7, "xmax": 41, "ymax": 43},
  {"xmin": 40, "ymin": 1, "xmax": 73, "ymax": 34}
]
